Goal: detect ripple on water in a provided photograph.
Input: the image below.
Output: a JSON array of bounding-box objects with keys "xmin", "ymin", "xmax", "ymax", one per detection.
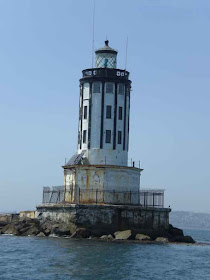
[{"xmin": 0, "ymin": 229, "xmax": 210, "ymax": 280}]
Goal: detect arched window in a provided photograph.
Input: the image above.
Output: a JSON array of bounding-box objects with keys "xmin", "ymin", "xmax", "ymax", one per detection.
[
  {"xmin": 93, "ymin": 82, "xmax": 101, "ymax": 93},
  {"xmin": 118, "ymin": 83, "xmax": 125, "ymax": 95},
  {"xmin": 105, "ymin": 83, "xmax": 114, "ymax": 94}
]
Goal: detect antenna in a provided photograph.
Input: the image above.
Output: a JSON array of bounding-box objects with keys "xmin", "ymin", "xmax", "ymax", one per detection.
[
  {"xmin": 125, "ymin": 36, "xmax": 128, "ymax": 70},
  {"xmin": 91, "ymin": 0, "xmax": 95, "ymax": 68}
]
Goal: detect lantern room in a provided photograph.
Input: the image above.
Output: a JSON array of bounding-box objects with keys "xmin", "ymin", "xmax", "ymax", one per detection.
[{"xmin": 95, "ymin": 40, "xmax": 117, "ymax": 69}]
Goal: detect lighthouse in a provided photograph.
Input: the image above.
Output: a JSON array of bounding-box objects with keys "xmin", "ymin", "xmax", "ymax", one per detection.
[
  {"xmin": 38, "ymin": 40, "xmax": 168, "ymax": 236},
  {"xmin": 63, "ymin": 40, "xmax": 142, "ymax": 204}
]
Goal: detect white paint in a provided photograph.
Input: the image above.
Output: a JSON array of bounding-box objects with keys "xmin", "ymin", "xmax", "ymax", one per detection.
[{"xmin": 77, "ymin": 82, "xmax": 129, "ymax": 166}]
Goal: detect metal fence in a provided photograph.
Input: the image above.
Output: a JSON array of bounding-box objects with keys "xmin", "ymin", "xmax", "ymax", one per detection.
[{"xmin": 42, "ymin": 186, "xmax": 164, "ymax": 208}]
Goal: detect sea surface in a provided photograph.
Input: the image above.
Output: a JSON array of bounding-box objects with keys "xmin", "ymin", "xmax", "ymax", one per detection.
[{"xmin": 0, "ymin": 228, "xmax": 210, "ymax": 280}]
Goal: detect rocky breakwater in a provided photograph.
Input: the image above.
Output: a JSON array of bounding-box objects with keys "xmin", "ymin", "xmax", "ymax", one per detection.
[{"xmin": 0, "ymin": 213, "xmax": 195, "ymax": 244}]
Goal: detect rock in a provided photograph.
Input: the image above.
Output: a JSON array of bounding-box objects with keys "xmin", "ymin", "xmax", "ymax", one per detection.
[
  {"xmin": 2, "ymin": 224, "xmax": 19, "ymax": 235},
  {"xmin": 155, "ymin": 237, "xmax": 169, "ymax": 243},
  {"xmin": 168, "ymin": 224, "xmax": 184, "ymax": 237},
  {"xmin": 40, "ymin": 221, "xmax": 53, "ymax": 236},
  {"xmin": 100, "ymin": 234, "xmax": 114, "ymax": 240},
  {"xmin": 70, "ymin": 228, "xmax": 91, "ymax": 239},
  {"xmin": 135, "ymin": 234, "xmax": 151, "ymax": 241},
  {"xmin": 114, "ymin": 230, "xmax": 132, "ymax": 240},
  {"xmin": 36, "ymin": 232, "xmax": 46, "ymax": 237},
  {"xmin": 68, "ymin": 222, "xmax": 77, "ymax": 235},
  {"xmin": 51, "ymin": 223, "xmax": 71, "ymax": 236},
  {"xmin": 17, "ymin": 220, "xmax": 40, "ymax": 236},
  {"xmin": 172, "ymin": 235, "xmax": 195, "ymax": 244}
]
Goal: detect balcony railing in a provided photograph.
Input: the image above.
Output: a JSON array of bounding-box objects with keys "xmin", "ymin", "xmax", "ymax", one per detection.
[{"xmin": 42, "ymin": 186, "xmax": 165, "ymax": 208}]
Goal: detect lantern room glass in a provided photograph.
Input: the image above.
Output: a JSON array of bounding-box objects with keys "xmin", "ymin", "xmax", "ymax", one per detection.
[{"xmin": 95, "ymin": 53, "xmax": 117, "ymax": 69}]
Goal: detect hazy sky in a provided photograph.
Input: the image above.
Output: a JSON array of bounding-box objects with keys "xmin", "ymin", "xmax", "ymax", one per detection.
[{"xmin": 0, "ymin": 0, "xmax": 210, "ymax": 213}]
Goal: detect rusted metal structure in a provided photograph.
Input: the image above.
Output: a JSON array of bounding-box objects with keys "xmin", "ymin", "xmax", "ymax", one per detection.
[{"xmin": 42, "ymin": 187, "xmax": 165, "ymax": 208}]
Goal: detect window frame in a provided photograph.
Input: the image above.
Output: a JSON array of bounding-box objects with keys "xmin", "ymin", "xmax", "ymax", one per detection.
[
  {"xmin": 93, "ymin": 82, "xmax": 101, "ymax": 93},
  {"xmin": 105, "ymin": 130, "xmax": 111, "ymax": 144},
  {"xmin": 105, "ymin": 82, "xmax": 114, "ymax": 94},
  {"xmin": 118, "ymin": 106, "xmax": 123, "ymax": 120},
  {"xmin": 106, "ymin": 105, "xmax": 112, "ymax": 119},
  {"xmin": 83, "ymin": 106, "xmax": 88, "ymax": 119},
  {"xmin": 118, "ymin": 131, "xmax": 122, "ymax": 145},
  {"xmin": 118, "ymin": 83, "xmax": 125, "ymax": 95},
  {"xmin": 83, "ymin": 130, "xmax": 87, "ymax": 144}
]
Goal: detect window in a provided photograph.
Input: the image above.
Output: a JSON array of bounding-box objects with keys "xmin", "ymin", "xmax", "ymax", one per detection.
[
  {"xmin": 118, "ymin": 131, "xmax": 122, "ymax": 144},
  {"xmin": 83, "ymin": 130, "xmax": 87, "ymax": 144},
  {"xmin": 93, "ymin": 82, "xmax": 101, "ymax": 93},
  {"xmin": 106, "ymin": 83, "xmax": 114, "ymax": 93},
  {"xmin": 118, "ymin": 83, "xmax": 124, "ymax": 95},
  {"xmin": 105, "ymin": 130, "xmax": 111, "ymax": 143},
  {"xmin": 84, "ymin": 106, "xmax": 87, "ymax": 119},
  {"xmin": 83, "ymin": 83, "xmax": 89, "ymax": 99},
  {"xmin": 106, "ymin": 105, "xmax": 112, "ymax": 119},
  {"xmin": 118, "ymin": 107, "xmax": 123, "ymax": 120}
]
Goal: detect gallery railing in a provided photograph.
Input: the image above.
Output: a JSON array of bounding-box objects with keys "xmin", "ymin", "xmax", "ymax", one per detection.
[{"xmin": 42, "ymin": 186, "xmax": 164, "ymax": 208}]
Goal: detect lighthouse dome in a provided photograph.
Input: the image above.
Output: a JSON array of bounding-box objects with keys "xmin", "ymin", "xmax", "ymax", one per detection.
[{"xmin": 95, "ymin": 40, "xmax": 117, "ymax": 69}]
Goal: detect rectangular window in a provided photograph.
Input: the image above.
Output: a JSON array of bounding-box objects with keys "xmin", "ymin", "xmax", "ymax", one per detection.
[
  {"xmin": 118, "ymin": 131, "xmax": 122, "ymax": 144},
  {"xmin": 106, "ymin": 83, "xmax": 114, "ymax": 93},
  {"xmin": 118, "ymin": 83, "xmax": 124, "ymax": 95},
  {"xmin": 93, "ymin": 82, "xmax": 101, "ymax": 93},
  {"xmin": 106, "ymin": 130, "xmax": 111, "ymax": 143},
  {"xmin": 118, "ymin": 106, "xmax": 123, "ymax": 120},
  {"xmin": 106, "ymin": 105, "xmax": 112, "ymax": 119},
  {"xmin": 83, "ymin": 83, "xmax": 90, "ymax": 99},
  {"xmin": 83, "ymin": 130, "xmax": 87, "ymax": 144},
  {"xmin": 84, "ymin": 106, "xmax": 87, "ymax": 119}
]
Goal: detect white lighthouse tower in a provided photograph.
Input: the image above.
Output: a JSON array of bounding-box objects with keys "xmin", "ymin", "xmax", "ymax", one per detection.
[{"xmin": 63, "ymin": 40, "xmax": 142, "ymax": 204}]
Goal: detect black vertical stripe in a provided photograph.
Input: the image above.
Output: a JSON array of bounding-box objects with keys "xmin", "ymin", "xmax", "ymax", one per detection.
[
  {"xmin": 123, "ymin": 85, "xmax": 127, "ymax": 150},
  {"xmin": 79, "ymin": 83, "xmax": 84, "ymax": 150},
  {"xmin": 113, "ymin": 83, "xmax": 117, "ymax": 149},
  {"xmin": 100, "ymin": 82, "xmax": 105, "ymax": 149},
  {"xmin": 88, "ymin": 82, "xmax": 92, "ymax": 149},
  {"xmin": 127, "ymin": 89, "xmax": 130, "ymax": 151}
]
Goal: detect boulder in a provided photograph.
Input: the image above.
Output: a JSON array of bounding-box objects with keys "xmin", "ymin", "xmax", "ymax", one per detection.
[
  {"xmin": 51, "ymin": 223, "xmax": 71, "ymax": 236},
  {"xmin": 172, "ymin": 235, "xmax": 195, "ymax": 244},
  {"xmin": 168, "ymin": 224, "xmax": 183, "ymax": 237},
  {"xmin": 155, "ymin": 237, "xmax": 169, "ymax": 243},
  {"xmin": 70, "ymin": 228, "xmax": 91, "ymax": 239},
  {"xmin": 17, "ymin": 220, "xmax": 41, "ymax": 236},
  {"xmin": 135, "ymin": 234, "xmax": 151, "ymax": 241},
  {"xmin": 100, "ymin": 234, "xmax": 114, "ymax": 240},
  {"xmin": 40, "ymin": 221, "xmax": 53, "ymax": 236},
  {"xmin": 23, "ymin": 226, "xmax": 40, "ymax": 236},
  {"xmin": 2, "ymin": 224, "xmax": 19, "ymax": 235},
  {"xmin": 114, "ymin": 230, "xmax": 132, "ymax": 240},
  {"xmin": 36, "ymin": 232, "xmax": 46, "ymax": 237}
]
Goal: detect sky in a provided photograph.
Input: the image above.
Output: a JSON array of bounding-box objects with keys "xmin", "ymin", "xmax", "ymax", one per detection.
[{"xmin": 0, "ymin": 0, "xmax": 210, "ymax": 213}]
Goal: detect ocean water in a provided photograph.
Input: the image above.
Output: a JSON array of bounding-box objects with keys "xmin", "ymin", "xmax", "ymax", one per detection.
[{"xmin": 0, "ymin": 228, "xmax": 210, "ymax": 280}]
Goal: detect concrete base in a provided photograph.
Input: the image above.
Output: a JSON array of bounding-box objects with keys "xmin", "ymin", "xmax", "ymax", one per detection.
[{"xmin": 36, "ymin": 204, "xmax": 171, "ymax": 237}]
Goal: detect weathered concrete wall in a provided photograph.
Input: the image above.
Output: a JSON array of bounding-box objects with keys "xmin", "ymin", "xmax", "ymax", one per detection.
[
  {"xmin": 19, "ymin": 211, "xmax": 36, "ymax": 220},
  {"xmin": 0, "ymin": 214, "xmax": 19, "ymax": 224},
  {"xmin": 36, "ymin": 204, "xmax": 170, "ymax": 237},
  {"xmin": 63, "ymin": 165, "xmax": 141, "ymax": 204},
  {"xmin": 36, "ymin": 205, "xmax": 77, "ymax": 225}
]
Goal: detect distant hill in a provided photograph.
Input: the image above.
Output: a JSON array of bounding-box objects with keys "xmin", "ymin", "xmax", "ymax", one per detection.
[{"xmin": 170, "ymin": 211, "xmax": 210, "ymax": 229}]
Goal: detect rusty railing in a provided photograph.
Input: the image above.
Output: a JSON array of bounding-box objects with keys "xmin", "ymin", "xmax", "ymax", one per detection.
[{"xmin": 42, "ymin": 186, "xmax": 164, "ymax": 208}]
